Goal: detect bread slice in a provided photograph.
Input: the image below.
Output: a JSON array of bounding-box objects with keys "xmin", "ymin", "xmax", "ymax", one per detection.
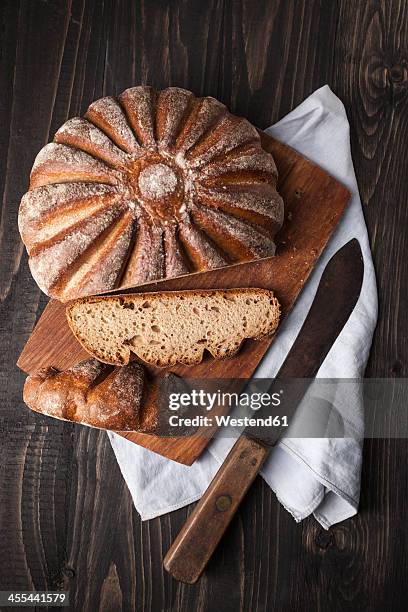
[{"xmin": 66, "ymin": 288, "xmax": 280, "ymax": 367}]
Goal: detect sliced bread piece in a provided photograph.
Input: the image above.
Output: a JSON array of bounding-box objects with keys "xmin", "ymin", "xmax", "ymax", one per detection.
[{"xmin": 66, "ymin": 288, "xmax": 280, "ymax": 367}]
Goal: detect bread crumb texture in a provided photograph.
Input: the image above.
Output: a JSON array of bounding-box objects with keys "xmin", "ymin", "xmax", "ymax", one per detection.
[{"xmin": 67, "ymin": 288, "xmax": 280, "ymax": 367}]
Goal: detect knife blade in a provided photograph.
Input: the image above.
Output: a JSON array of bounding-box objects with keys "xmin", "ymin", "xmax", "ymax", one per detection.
[
  {"xmin": 163, "ymin": 239, "xmax": 364, "ymax": 583},
  {"xmin": 244, "ymin": 237, "xmax": 364, "ymax": 447}
]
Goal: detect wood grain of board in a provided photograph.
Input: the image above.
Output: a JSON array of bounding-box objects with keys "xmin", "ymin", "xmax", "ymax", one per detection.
[{"xmin": 17, "ymin": 134, "xmax": 349, "ymax": 464}]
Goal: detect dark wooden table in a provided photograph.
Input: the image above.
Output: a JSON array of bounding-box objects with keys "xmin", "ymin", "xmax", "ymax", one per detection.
[{"xmin": 1, "ymin": 1, "xmax": 407, "ymax": 610}]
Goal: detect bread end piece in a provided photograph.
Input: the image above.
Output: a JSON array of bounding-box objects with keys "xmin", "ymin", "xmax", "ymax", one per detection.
[{"xmin": 23, "ymin": 358, "xmax": 147, "ymax": 431}]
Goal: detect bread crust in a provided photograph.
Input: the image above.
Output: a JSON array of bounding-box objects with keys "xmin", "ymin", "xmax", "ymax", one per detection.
[
  {"xmin": 23, "ymin": 359, "xmax": 148, "ymax": 431},
  {"xmin": 18, "ymin": 86, "xmax": 284, "ymax": 302}
]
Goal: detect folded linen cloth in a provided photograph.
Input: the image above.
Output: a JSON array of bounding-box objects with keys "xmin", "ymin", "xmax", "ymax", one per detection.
[{"xmin": 108, "ymin": 85, "xmax": 378, "ymax": 528}]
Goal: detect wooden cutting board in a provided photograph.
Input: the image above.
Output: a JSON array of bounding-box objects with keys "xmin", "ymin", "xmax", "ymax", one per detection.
[{"xmin": 17, "ymin": 134, "xmax": 350, "ymax": 465}]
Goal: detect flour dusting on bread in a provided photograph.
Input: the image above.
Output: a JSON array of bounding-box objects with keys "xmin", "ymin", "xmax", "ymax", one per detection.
[{"xmin": 19, "ymin": 87, "xmax": 284, "ymax": 301}]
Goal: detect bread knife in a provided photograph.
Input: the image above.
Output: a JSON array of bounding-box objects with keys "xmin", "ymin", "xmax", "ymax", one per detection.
[{"xmin": 163, "ymin": 238, "xmax": 364, "ymax": 583}]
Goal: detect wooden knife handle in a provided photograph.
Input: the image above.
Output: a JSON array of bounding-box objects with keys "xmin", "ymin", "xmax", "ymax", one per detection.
[{"xmin": 163, "ymin": 435, "xmax": 269, "ymax": 583}]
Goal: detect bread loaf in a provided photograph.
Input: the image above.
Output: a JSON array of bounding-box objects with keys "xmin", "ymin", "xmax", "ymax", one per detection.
[
  {"xmin": 18, "ymin": 86, "xmax": 284, "ymax": 301},
  {"xmin": 23, "ymin": 358, "xmax": 148, "ymax": 431},
  {"xmin": 66, "ymin": 288, "xmax": 280, "ymax": 367}
]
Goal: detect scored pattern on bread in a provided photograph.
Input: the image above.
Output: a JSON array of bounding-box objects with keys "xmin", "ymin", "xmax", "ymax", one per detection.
[
  {"xmin": 19, "ymin": 86, "xmax": 284, "ymax": 301},
  {"xmin": 23, "ymin": 358, "xmax": 147, "ymax": 431},
  {"xmin": 66, "ymin": 288, "xmax": 281, "ymax": 367}
]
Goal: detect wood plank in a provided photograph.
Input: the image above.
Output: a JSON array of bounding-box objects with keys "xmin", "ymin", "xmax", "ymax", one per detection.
[
  {"xmin": 17, "ymin": 134, "xmax": 350, "ymax": 464},
  {"xmin": 0, "ymin": 0, "xmax": 74, "ymax": 594}
]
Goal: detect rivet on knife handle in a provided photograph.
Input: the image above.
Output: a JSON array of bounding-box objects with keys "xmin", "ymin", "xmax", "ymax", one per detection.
[{"xmin": 163, "ymin": 435, "xmax": 269, "ymax": 584}]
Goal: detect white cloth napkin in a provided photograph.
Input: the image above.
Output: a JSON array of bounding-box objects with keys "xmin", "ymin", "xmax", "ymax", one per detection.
[{"xmin": 108, "ymin": 85, "xmax": 378, "ymax": 528}]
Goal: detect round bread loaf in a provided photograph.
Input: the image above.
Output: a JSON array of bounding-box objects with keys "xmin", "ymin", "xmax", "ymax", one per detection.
[{"xmin": 18, "ymin": 87, "xmax": 284, "ymax": 301}]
